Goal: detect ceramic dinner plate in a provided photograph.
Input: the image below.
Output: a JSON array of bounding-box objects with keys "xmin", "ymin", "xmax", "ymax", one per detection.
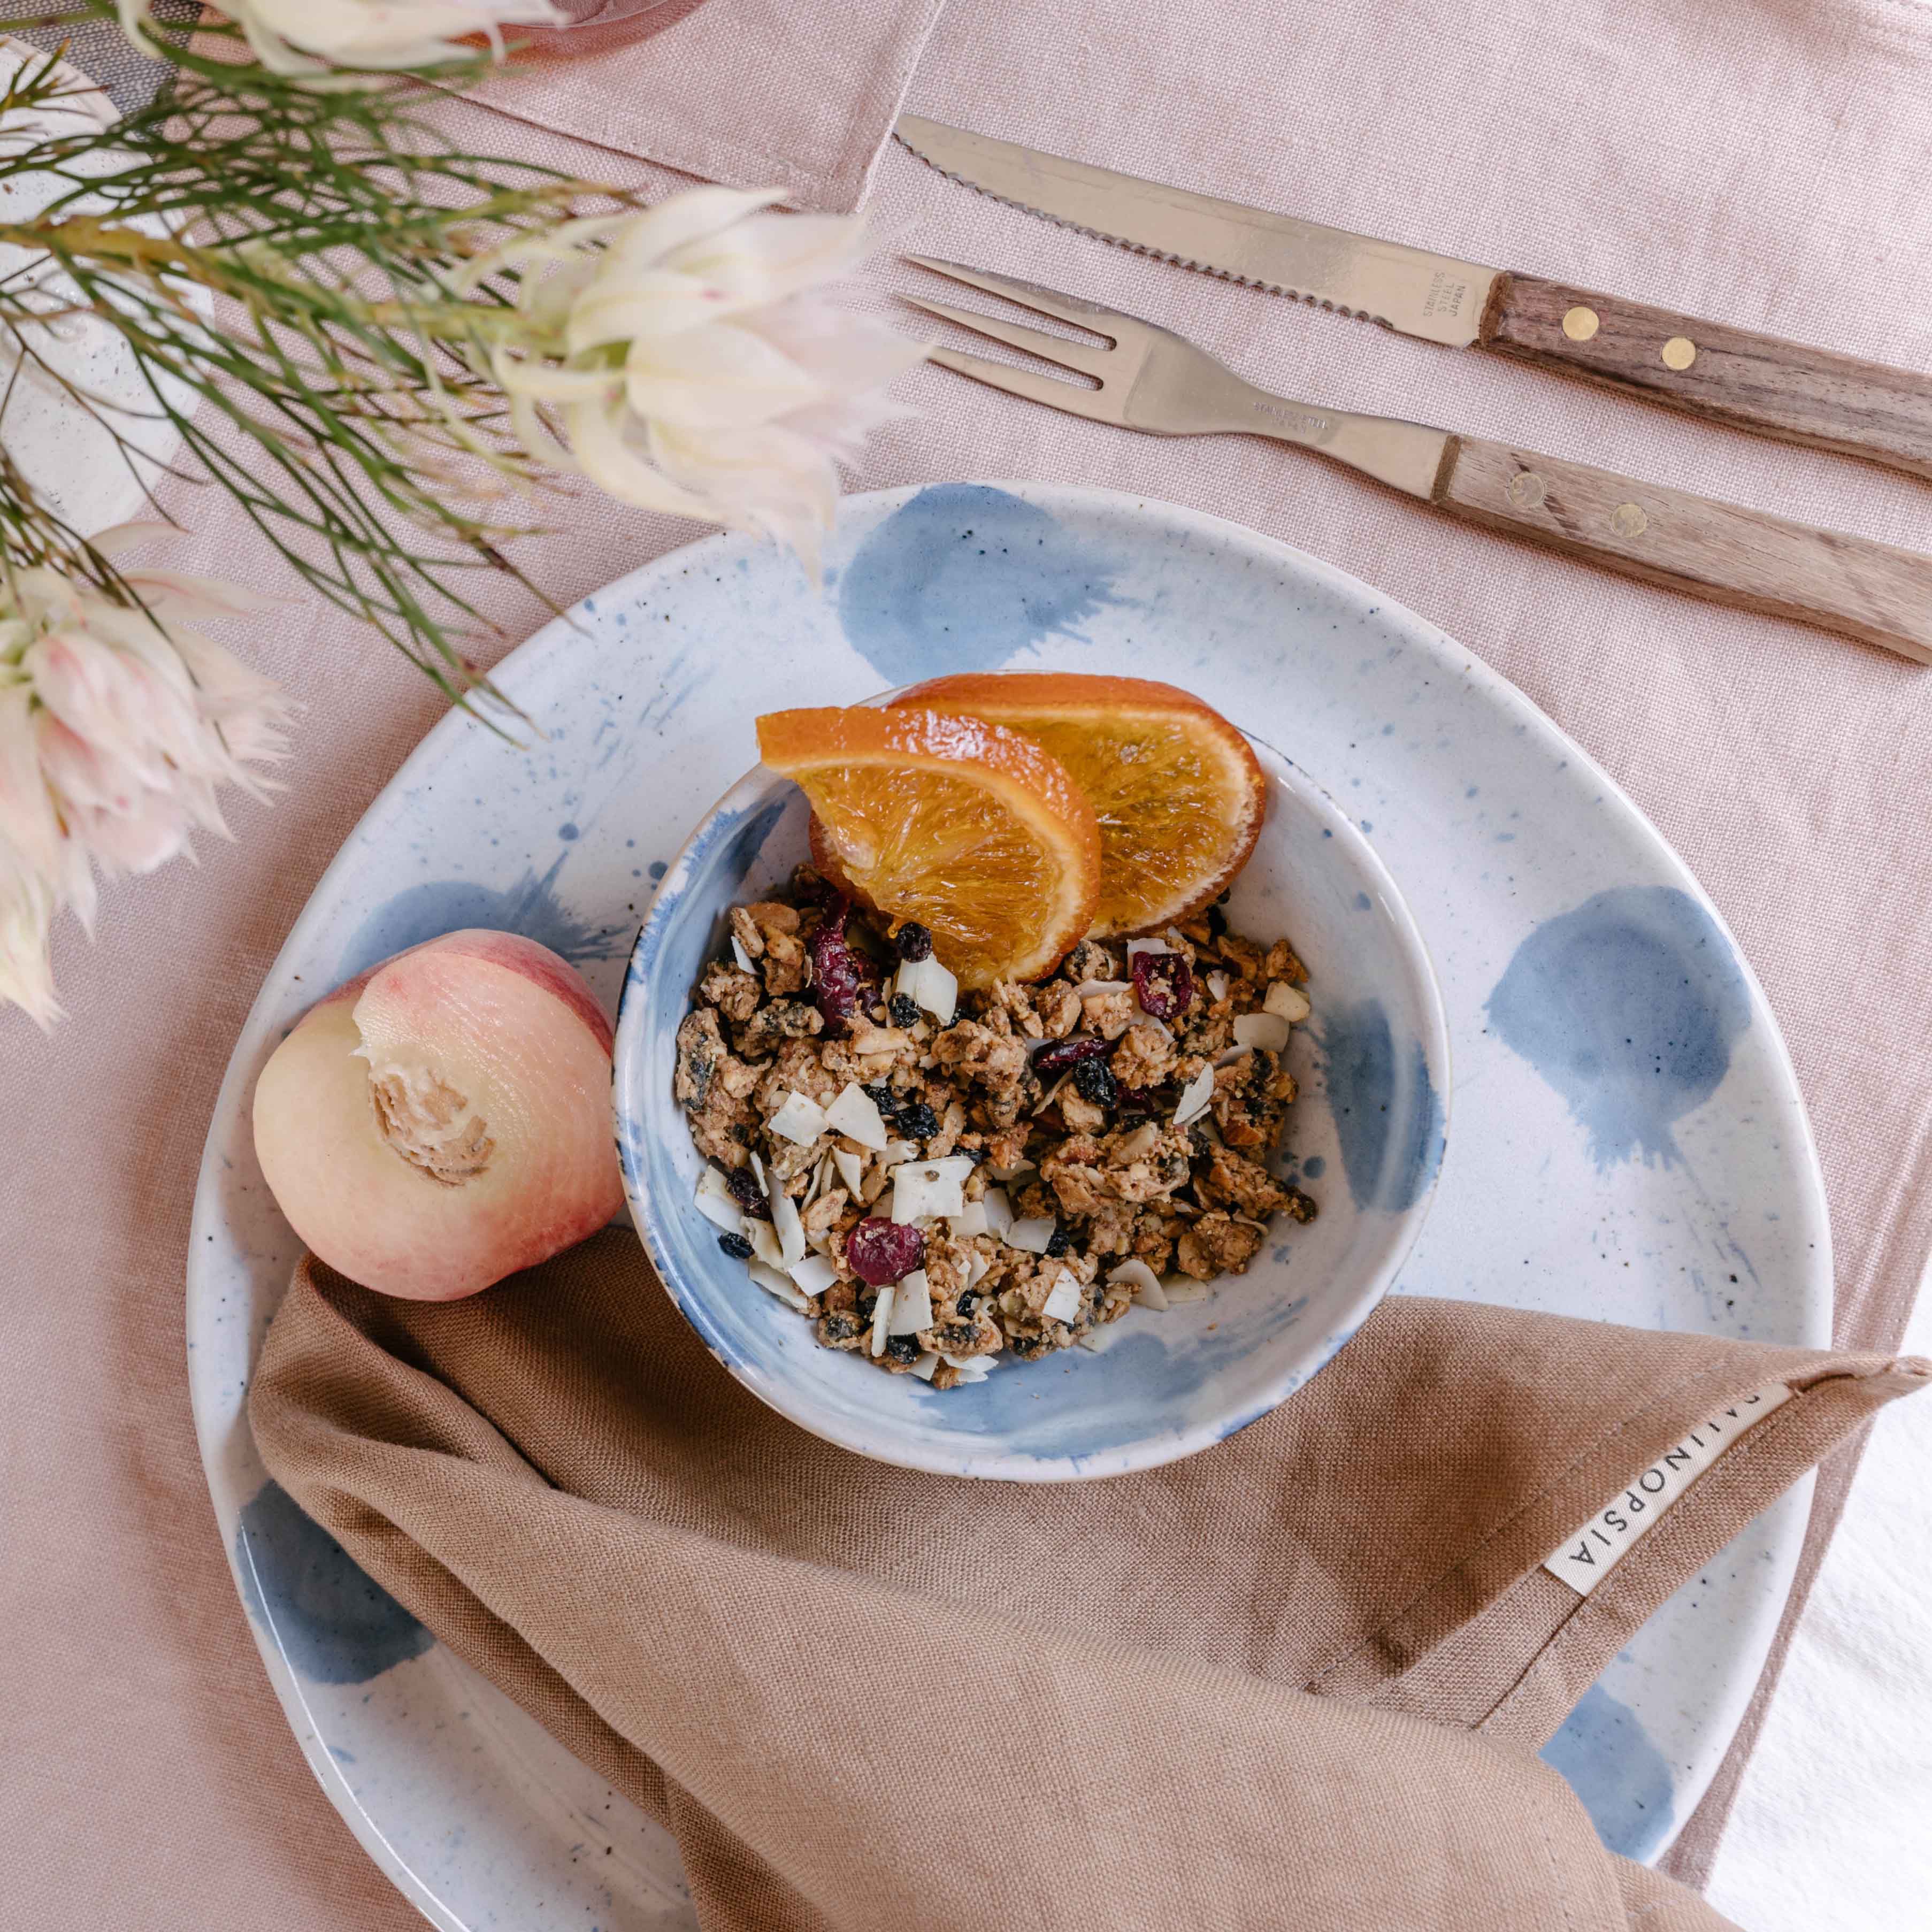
[{"xmin": 188, "ymin": 481, "xmax": 1830, "ymax": 1930}]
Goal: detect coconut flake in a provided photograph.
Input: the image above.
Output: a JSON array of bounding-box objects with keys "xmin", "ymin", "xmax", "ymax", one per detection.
[
  {"xmin": 1125, "ymin": 937, "xmax": 1174, "ymax": 961},
  {"xmin": 1173, "ymin": 1063, "xmax": 1217, "ymax": 1126},
  {"xmin": 832, "ymin": 1147, "xmax": 865, "ymax": 1195},
  {"xmin": 1039, "ymin": 1267, "xmax": 1083, "ymax": 1325},
  {"xmin": 748, "ymin": 1259, "xmax": 810, "ymax": 1310},
  {"xmin": 1233, "ymin": 1011, "xmax": 1291, "ymax": 1053},
  {"xmin": 911, "ymin": 1351, "xmax": 940, "ymax": 1381},
  {"xmin": 749, "ymin": 1218, "xmax": 786, "ymax": 1270},
  {"xmin": 769, "ymin": 1089, "xmax": 829, "ymax": 1146},
  {"xmin": 965, "ymin": 1249, "xmax": 992, "ymax": 1289},
  {"xmin": 694, "ymin": 1167, "xmax": 745, "ymax": 1233},
  {"xmin": 895, "ymin": 953, "xmax": 959, "ymax": 1025},
  {"xmin": 1215, "ymin": 1045, "xmax": 1254, "ymax": 1068},
  {"xmin": 889, "ymin": 1162, "xmax": 966, "ymax": 1224},
  {"xmin": 869, "ymin": 1284, "xmax": 894, "ymax": 1356},
  {"xmin": 949, "ymin": 1200, "xmax": 988, "ymax": 1239},
  {"xmin": 1162, "ymin": 1278, "xmax": 1210, "ymax": 1304},
  {"xmin": 789, "ymin": 1253, "xmax": 839, "ymax": 1298},
  {"xmin": 877, "ymin": 1139, "xmax": 922, "ymax": 1169},
  {"xmin": 803, "ymin": 1150, "xmax": 833, "ymax": 1207},
  {"xmin": 979, "ymin": 1186, "xmax": 1015, "ymax": 1238},
  {"xmin": 986, "ymin": 1160, "xmax": 1035, "ymax": 1183},
  {"xmin": 730, "ymin": 933, "xmax": 756, "ymax": 974},
  {"xmin": 1032, "ymin": 1071, "xmax": 1075, "ymax": 1116},
  {"xmin": 825, "ymin": 1082, "xmax": 887, "ymax": 1150},
  {"xmin": 888, "ymin": 1268, "xmax": 933, "ymax": 1335},
  {"xmin": 770, "ymin": 1186, "xmax": 807, "ymax": 1266},
  {"xmin": 1108, "ymin": 1258, "xmax": 1166, "ymax": 1306},
  {"xmin": 951, "ymin": 1356, "xmax": 995, "ymax": 1383},
  {"xmin": 749, "ymin": 1149, "xmax": 769, "ymax": 1194},
  {"xmin": 1072, "ymin": 978, "xmax": 1131, "ymax": 998},
  {"xmin": 1077, "ymin": 1320, "xmax": 1134, "ymax": 1354},
  {"xmin": 1005, "ymin": 1216, "xmax": 1056, "ymax": 1254},
  {"xmin": 1264, "ymin": 981, "xmax": 1312, "ymax": 1023},
  {"xmin": 1206, "ymin": 971, "xmax": 1229, "ymax": 1003}
]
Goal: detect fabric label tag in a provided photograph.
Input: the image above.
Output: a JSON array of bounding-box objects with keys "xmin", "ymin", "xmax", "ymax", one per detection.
[{"xmin": 1542, "ymin": 1382, "xmax": 1793, "ymax": 1596}]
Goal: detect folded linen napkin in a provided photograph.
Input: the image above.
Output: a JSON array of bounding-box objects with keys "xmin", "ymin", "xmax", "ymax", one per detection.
[
  {"xmin": 249, "ymin": 1232, "xmax": 1927, "ymax": 1931},
  {"xmin": 462, "ymin": 0, "xmax": 945, "ymax": 211}
]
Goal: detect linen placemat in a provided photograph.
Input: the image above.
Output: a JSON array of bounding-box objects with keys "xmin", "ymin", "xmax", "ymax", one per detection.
[
  {"xmin": 246, "ymin": 1233, "xmax": 1928, "ymax": 1932},
  {"xmin": 463, "ymin": 0, "xmax": 945, "ymax": 211}
]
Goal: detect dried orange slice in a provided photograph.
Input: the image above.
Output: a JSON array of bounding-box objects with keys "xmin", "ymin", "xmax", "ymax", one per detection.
[
  {"xmin": 756, "ymin": 706, "xmax": 1101, "ymax": 988},
  {"xmin": 890, "ymin": 672, "xmax": 1267, "ymax": 937}
]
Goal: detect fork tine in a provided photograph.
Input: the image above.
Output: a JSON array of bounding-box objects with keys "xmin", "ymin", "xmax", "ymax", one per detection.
[
  {"xmin": 901, "ymin": 293, "xmax": 1115, "ymax": 379},
  {"xmin": 903, "ymin": 255, "xmax": 1132, "ymax": 335},
  {"xmin": 928, "ymin": 346, "xmax": 1125, "ymax": 425}
]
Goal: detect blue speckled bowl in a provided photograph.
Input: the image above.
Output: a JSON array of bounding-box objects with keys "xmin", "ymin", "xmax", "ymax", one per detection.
[{"xmin": 614, "ymin": 731, "xmax": 1450, "ymax": 1481}]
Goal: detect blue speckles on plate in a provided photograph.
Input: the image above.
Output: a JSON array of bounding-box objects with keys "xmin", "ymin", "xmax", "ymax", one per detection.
[
  {"xmin": 1543, "ymin": 1682, "xmax": 1676, "ymax": 1860},
  {"xmin": 1487, "ymin": 885, "xmax": 1753, "ymax": 1169},
  {"xmin": 236, "ymin": 1481, "xmax": 434, "ymax": 1685},
  {"xmin": 837, "ymin": 482, "xmax": 1123, "ymax": 681}
]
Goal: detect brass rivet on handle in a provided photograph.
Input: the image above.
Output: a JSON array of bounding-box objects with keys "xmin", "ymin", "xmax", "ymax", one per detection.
[
  {"xmin": 1562, "ymin": 306, "xmax": 1600, "ymax": 341},
  {"xmin": 1661, "ymin": 336, "xmax": 1698, "ymax": 370},
  {"xmin": 1507, "ymin": 471, "xmax": 1547, "ymax": 509},
  {"xmin": 1611, "ymin": 502, "xmax": 1649, "ymax": 538}
]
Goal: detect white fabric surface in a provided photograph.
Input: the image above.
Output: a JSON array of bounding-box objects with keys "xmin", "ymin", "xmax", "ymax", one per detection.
[{"xmin": 1708, "ymin": 1266, "xmax": 1932, "ymax": 1927}]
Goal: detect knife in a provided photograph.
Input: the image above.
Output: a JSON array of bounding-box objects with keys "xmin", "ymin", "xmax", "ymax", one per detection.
[{"xmin": 896, "ymin": 114, "xmax": 1932, "ymax": 482}]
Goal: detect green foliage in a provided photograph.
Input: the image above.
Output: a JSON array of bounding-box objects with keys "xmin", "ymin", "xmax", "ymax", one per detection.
[{"xmin": 0, "ymin": 11, "xmax": 636, "ymax": 705}]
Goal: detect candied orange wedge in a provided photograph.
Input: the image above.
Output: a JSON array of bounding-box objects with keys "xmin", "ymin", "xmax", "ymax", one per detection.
[
  {"xmin": 888, "ymin": 672, "xmax": 1267, "ymax": 937},
  {"xmin": 756, "ymin": 706, "xmax": 1101, "ymax": 988}
]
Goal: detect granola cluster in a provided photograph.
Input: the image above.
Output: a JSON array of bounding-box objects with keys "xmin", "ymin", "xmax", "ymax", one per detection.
[{"xmin": 675, "ymin": 867, "xmax": 1316, "ymax": 1389}]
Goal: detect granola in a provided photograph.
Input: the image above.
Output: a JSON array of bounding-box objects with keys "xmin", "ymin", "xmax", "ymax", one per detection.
[{"xmin": 678, "ymin": 866, "xmax": 1317, "ymax": 1389}]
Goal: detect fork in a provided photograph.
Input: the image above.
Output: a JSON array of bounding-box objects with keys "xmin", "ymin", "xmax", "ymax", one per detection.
[{"xmin": 903, "ymin": 256, "xmax": 1932, "ymax": 665}]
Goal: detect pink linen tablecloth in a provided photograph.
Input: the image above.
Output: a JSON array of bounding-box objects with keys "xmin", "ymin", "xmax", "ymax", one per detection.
[{"xmin": 4, "ymin": 1, "xmax": 1931, "ymax": 1926}]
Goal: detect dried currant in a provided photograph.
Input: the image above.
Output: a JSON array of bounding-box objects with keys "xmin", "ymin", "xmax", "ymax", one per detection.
[
  {"xmin": 888, "ymin": 993, "xmax": 921, "ymax": 1029},
  {"xmin": 1131, "ymin": 948, "xmax": 1193, "ymax": 1021},
  {"xmin": 1071, "ymin": 1057, "xmax": 1117, "ymax": 1107},
  {"xmin": 895, "ymin": 1099, "xmax": 940, "ymax": 1141},
  {"xmin": 1032, "ymin": 1036, "xmax": 1109, "ymax": 1077},
  {"xmin": 808, "ymin": 894, "xmax": 864, "ymax": 1034},
  {"xmin": 846, "ymin": 1216, "xmax": 925, "ymax": 1285},
  {"xmin": 894, "ymin": 921, "xmax": 933, "ymax": 961},
  {"xmin": 1045, "ymin": 1228, "xmax": 1071, "ymax": 1257},
  {"xmin": 955, "ymin": 1289, "xmax": 980, "ymax": 1317},
  {"xmin": 726, "ymin": 1167, "xmax": 772, "ymax": 1221},
  {"xmin": 883, "ymin": 1335, "xmax": 922, "ymax": 1364},
  {"xmin": 717, "ymin": 1230, "xmax": 754, "ymax": 1260}
]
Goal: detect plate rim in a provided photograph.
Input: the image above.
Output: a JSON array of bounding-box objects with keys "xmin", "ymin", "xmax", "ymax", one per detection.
[{"xmin": 186, "ymin": 478, "xmax": 1835, "ymax": 1911}]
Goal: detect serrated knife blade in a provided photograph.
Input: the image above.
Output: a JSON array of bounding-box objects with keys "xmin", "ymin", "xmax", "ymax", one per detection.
[{"xmin": 895, "ymin": 113, "xmax": 1497, "ymax": 348}]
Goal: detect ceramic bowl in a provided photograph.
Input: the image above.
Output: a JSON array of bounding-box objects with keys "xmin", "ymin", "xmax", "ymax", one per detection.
[{"xmin": 614, "ymin": 730, "xmax": 1450, "ymax": 1480}]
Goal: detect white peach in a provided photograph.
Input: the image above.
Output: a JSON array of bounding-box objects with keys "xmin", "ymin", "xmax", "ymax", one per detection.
[{"xmin": 252, "ymin": 929, "xmax": 624, "ymax": 1299}]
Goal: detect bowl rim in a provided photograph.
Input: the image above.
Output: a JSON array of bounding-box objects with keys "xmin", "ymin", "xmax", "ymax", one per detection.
[{"xmin": 614, "ymin": 725, "xmax": 1452, "ymax": 1481}]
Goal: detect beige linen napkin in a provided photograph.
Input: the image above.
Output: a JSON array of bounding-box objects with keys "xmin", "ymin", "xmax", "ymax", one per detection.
[
  {"xmin": 463, "ymin": 0, "xmax": 944, "ymax": 211},
  {"xmin": 248, "ymin": 1232, "xmax": 1928, "ymax": 1932}
]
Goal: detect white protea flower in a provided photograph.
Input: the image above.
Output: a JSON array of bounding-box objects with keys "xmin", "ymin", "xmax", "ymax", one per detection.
[
  {"xmin": 472, "ymin": 187, "xmax": 929, "ymax": 567},
  {"xmin": 0, "ymin": 528, "xmax": 292, "ymax": 1028},
  {"xmin": 118, "ymin": 0, "xmax": 562, "ymax": 76}
]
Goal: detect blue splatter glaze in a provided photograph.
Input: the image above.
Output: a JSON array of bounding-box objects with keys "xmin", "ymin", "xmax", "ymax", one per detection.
[
  {"xmin": 338, "ymin": 853, "xmax": 630, "ymax": 980},
  {"xmin": 837, "ymin": 484, "xmax": 1121, "ymax": 681},
  {"xmin": 235, "ymin": 1481, "xmax": 433, "ymax": 1685},
  {"xmin": 1487, "ymin": 886, "xmax": 1751, "ymax": 1168},
  {"xmin": 1543, "ymin": 1682, "xmax": 1675, "ymax": 1860},
  {"xmin": 1317, "ymin": 1000, "xmax": 1442, "ymax": 1211}
]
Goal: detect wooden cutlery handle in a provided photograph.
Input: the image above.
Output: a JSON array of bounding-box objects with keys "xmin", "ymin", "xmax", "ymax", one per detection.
[
  {"xmin": 1481, "ymin": 273, "xmax": 1932, "ymax": 480},
  {"xmin": 1434, "ymin": 436, "xmax": 1932, "ymax": 663}
]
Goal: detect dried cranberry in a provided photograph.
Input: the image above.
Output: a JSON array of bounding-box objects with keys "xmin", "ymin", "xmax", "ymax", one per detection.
[
  {"xmin": 1032, "ymin": 1036, "xmax": 1109, "ymax": 1077},
  {"xmin": 846, "ymin": 1216, "xmax": 925, "ymax": 1285},
  {"xmin": 809, "ymin": 895, "xmax": 864, "ymax": 1035},
  {"xmin": 1114, "ymin": 1085, "xmax": 1157, "ymax": 1120},
  {"xmin": 726, "ymin": 1167, "xmax": 771, "ymax": 1221},
  {"xmin": 894, "ymin": 921, "xmax": 933, "ymax": 962},
  {"xmin": 1131, "ymin": 948, "xmax": 1193, "ymax": 1021},
  {"xmin": 1072, "ymin": 1057, "xmax": 1117, "ymax": 1107}
]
